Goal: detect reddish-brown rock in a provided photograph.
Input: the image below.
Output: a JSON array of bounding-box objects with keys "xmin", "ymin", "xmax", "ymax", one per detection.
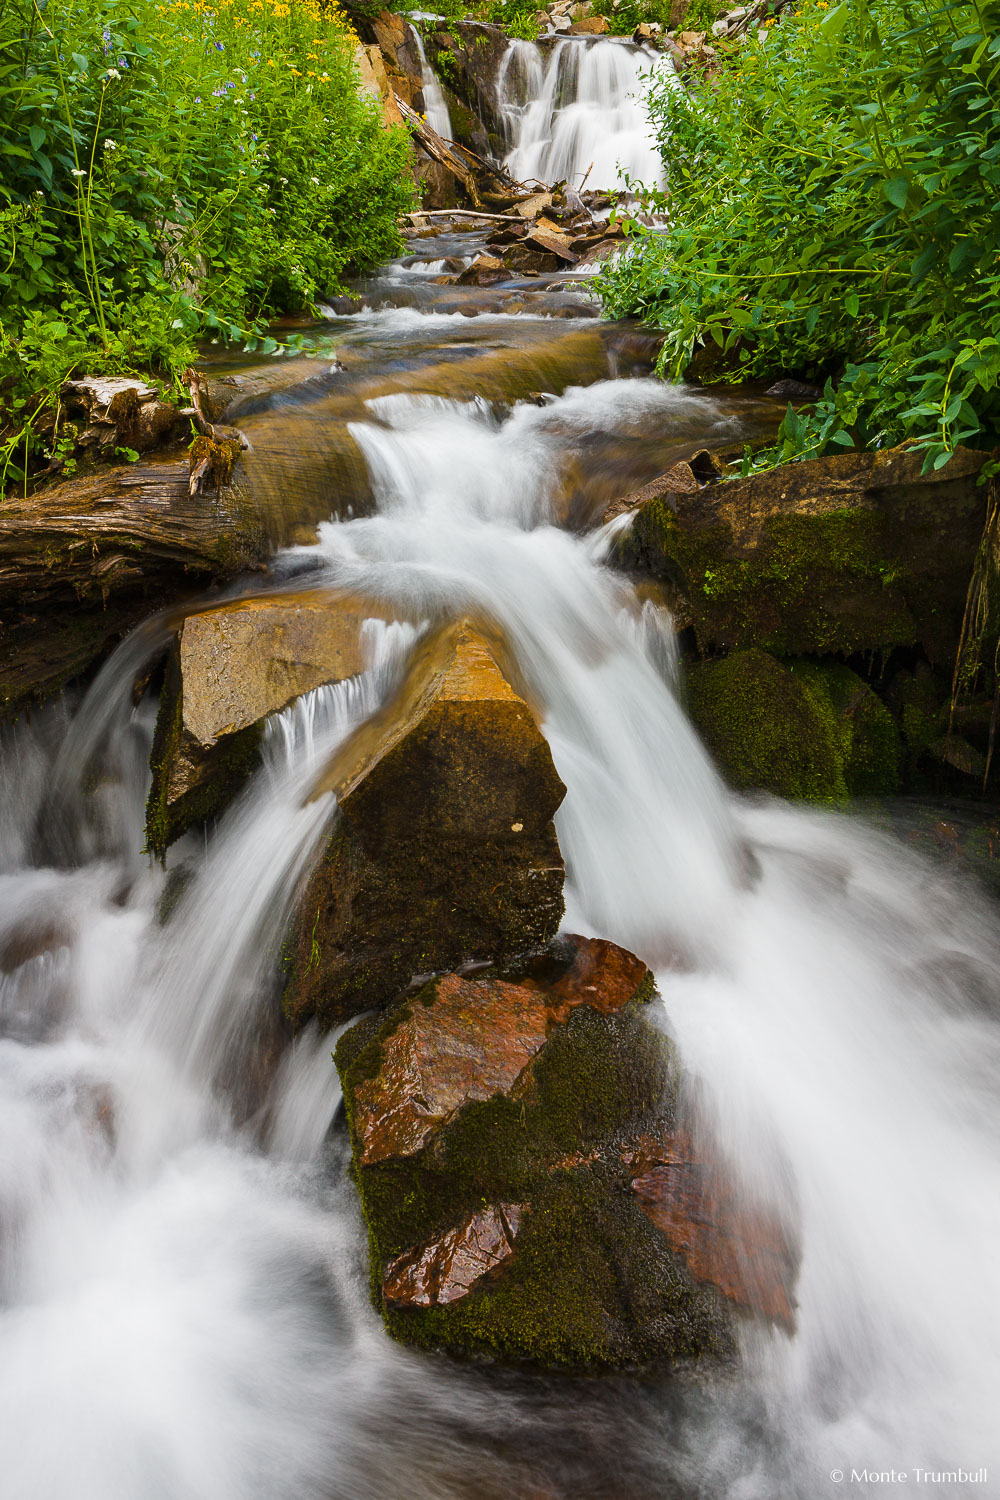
[
  {"xmin": 336, "ymin": 934, "xmax": 797, "ymax": 1371},
  {"xmin": 626, "ymin": 1130, "xmax": 797, "ymax": 1326},
  {"xmin": 352, "ymin": 935, "xmax": 649, "ymax": 1165},
  {"xmin": 383, "ymin": 1202, "xmax": 525, "ymax": 1308}
]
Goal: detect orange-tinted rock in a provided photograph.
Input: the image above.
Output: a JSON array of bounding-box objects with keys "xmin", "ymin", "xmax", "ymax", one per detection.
[
  {"xmin": 285, "ymin": 621, "xmax": 566, "ymax": 1027},
  {"xmin": 383, "ymin": 1203, "xmax": 525, "ymax": 1308},
  {"xmin": 352, "ymin": 935, "xmax": 649, "ymax": 1165},
  {"xmin": 146, "ymin": 589, "xmax": 390, "ymax": 853},
  {"xmin": 627, "ymin": 1129, "xmax": 797, "ymax": 1326}
]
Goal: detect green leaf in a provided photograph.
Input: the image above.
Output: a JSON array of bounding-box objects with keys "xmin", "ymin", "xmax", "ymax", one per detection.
[
  {"xmin": 28, "ymin": 125, "xmax": 45, "ymax": 152},
  {"xmin": 845, "ymin": 291, "xmax": 860, "ymax": 318},
  {"xmin": 884, "ymin": 176, "xmax": 909, "ymax": 209}
]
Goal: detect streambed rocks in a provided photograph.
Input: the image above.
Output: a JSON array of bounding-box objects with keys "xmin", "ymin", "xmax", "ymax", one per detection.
[
  {"xmin": 146, "ymin": 590, "xmax": 389, "ymax": 854},
  {"xmin": 611, "ymin": 443, "xmax": 997, "ymax": 798},
  {"xmin": 284, "ymin": 619, "xmax": 566, "ymax": 1029},
  {"xmin": 687, "ymin": 649, "xmax": 899, "ymax": 802},
  {"xmin": 335, "ymin": 933, "xmax": 797, "ymax": 1368},
  {"xmin": 618, "ymin": 443, "xmax": 993, "ymax": 663}
]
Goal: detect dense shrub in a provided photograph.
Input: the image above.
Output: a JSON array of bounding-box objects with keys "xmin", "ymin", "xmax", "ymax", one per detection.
[
  {"xmin": 598, "ymin": 0, "xmax": 1000, "ymax": 472},
  {"xmin": 1, "ymin": 0, "xmax": 413, "ymax": 486}
]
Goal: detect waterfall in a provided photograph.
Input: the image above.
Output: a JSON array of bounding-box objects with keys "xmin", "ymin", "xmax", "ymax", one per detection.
[
  {"xmin": 2, "ymin": 252, "xmax": 1000, "ymax": 1495},
  {"xmin": 498, "ymin": 37, "xmax": 667, "ymax": 190},
  {"xmin": 410, "ymin": 26, "xmax": 453, "ymax": 139}
]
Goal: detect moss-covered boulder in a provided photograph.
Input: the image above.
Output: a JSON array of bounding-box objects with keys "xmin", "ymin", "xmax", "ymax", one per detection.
[
  {"xmin": 336, "ymin": 934, "xmax": 797, "ymax": 1371},
  {"xmin": 146, "ymin": 590, "xmax": 388, "ymax": 854},
  {"xmin": 620, "ymin": 444, "xmax": 993, "ymax": 664},
  {"xmin": 687, "ymin": 649, "xmax": 899, "ymax": 802},
  {"xmin": 285, "ymin": 620, "xmax": 566, "ymax": 1029}
]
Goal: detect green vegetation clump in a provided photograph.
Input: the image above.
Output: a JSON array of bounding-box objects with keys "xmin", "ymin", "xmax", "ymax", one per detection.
[
  {"xmin": 687, "ymin": 647, "xmax": 900, "ymax": 801},
  {"xmin": 598, "ymin": 0, "xmax": 1000, "ymax": 472},
  {"xmin": 1, "ymin": 0, "xmax": 413, "ymax": 490}
]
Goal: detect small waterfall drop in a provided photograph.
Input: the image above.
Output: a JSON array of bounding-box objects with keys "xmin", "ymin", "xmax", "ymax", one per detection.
[
  {"xmin": 410, "ymin": 26, "xmax": 453, "ymax": 139},
  {"xmin": 499, "ymin": 37, "xmax": 666, "ymax": 190}
]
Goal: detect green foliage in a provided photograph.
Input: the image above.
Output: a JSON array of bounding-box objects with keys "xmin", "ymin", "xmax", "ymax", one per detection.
[
  {"xmin": 677, "ymin": 0, "xmax": 722, "ymax": 29},
  {"xmin": 1, "ymin": 0, "xmax": 414, "ymax": 490},
  {"xmin": 590, "ymin": 0, "xmax": 677, "ymax": 36},
  {"xmin": 598, "ymin": 0, "xmax": 1000, "ymax": 471}
]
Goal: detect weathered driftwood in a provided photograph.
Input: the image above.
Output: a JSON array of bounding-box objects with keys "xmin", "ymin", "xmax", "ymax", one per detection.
[
  {"xmin": 395, "ymin": 95, "xmax": 484, "ymax": 205},
  {"xmin": 0, "ymin": 455, "xmax": 265, "ymax": 611},
  {"xmin": 183, "ymin": 367, "xmax": 249, "ymax": 498}
]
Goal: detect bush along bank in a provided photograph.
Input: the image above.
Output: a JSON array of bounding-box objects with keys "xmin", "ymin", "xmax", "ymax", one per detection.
[
  {"xmin": 599, "ymin": 0, "xmax": 1000, "ymax": 806},
  {"xmin": 1, "ymin": 0, "xmax": 414, "ymax": 493}
]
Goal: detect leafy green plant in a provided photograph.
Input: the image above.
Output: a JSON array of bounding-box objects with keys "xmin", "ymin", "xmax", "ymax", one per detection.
[
  {"xmin": 598, "ymin": 0, "xmax": 1000, "ymax": 472},
  {"xmin": 1, "ymin": 0, "xmax": 414, "ymax": 492}
]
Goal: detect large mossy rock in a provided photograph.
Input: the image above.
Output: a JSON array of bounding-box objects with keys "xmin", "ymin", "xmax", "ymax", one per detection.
[
  {"xmin": 284, "ymin": 620, "xmax": 566, "ymax": 1028},
  {"xmin": 687, "ymin": 649, "xmax": 899, "ymax": 802},
  {"xmin": 620, "ymin": 444, "xmax": 993, "ymax": 664},
  {"xmin": 146, "ymin": 590, "xmax": 387, "ymax": 854},
  {"xmin": 335, "ymin": 934, "xmax": 797, "ymax": 1371}
]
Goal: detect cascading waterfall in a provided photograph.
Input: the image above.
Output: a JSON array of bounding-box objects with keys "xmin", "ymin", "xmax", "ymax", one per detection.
[
  {"xmin": 499, "ymin": 37, "xmax": 667, "ymax": 190},
  {"xmin": 409, "ymin": 26, "xmax": 453, "ymax": 140},
  {"xmin": 2, "ymin": 246, "xmax": 999, "ymax": 1498}
]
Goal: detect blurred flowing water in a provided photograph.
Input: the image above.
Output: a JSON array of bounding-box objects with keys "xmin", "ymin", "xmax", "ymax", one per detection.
[
  {"xmin": 499, "ymin": 36, "xmax": 667, "ymax": 190},
  {"xmin": 1, "ymin": 226, "xmax": 999, "ymax": 1498}
]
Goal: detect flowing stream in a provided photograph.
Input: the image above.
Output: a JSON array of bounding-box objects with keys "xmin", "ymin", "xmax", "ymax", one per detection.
[{"xmin": 2, "ymin": 80, "xmax": 999, "ymax": 1500}]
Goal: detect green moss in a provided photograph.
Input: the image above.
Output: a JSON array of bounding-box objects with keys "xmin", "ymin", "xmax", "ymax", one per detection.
[
  {"xmin": 687, "ymin": 649, "xmax": 901, "ymax": 801},
  {"xmin": 631, "ymin": 502, "xmax": 915, "ymax": 657},
  {"xmin": 335, "ymin": 971, "xmax": 732, "ymax": 1371},
  {"xmin": 687, "ymin": 648, "xmax": 847, "ymax": 801},
  {"xmin": 790, "ymin": 660, "xmax": 899, "ymax": 796}
]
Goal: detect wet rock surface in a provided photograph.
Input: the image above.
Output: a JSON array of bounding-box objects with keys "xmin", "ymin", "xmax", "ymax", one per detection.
[
  {"xmin": 617, "ymin": 443, "xmax": 993, "ymax": 663},
  {"xmin": 284, "ymin": 620, "xmax": 566, "ymax": 1029},
  {"xmin": 336, "ymin": 933, "xmax": 797, "ymax": 1369},
  {"xmin": 687, "ymin": 649, "xmax": 900, "ymax": 803},
  {"xmin": 146, "ymin": 590, "xmax": 386, "ymax": 853}
]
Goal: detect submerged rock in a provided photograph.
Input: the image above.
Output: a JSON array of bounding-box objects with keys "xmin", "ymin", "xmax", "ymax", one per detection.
[
  {"xmin": 284, "ymin": 620, "xmax": 566, "ymax": 1028},
  {"xmin": 618, "ymin": 443, "xmax": 993, "ymax": 663},
  {"xmin": 146, "ymin": 591, "xmax": 386, "ymax": 854},
  {"xmin": 336, "ymin": 934, "xmax": 797, "ymax": 1370},
  {"xmin": 687, "ymin": 649, "xmax": 899, "ymax": 802}
]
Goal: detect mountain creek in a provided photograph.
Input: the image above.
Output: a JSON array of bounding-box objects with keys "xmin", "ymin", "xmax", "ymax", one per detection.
[{"xmin": 2, "ymin": 24, "xmax": 1000, "ymax": 1500}]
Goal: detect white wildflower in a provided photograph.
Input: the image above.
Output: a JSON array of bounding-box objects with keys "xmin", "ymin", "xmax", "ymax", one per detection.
[
  {"xmin": 310, "ymin": 176, "xmax": 319, "ymax": 184},
  {"xmin": 105, "ymin": 67, "xmax": 121, "ymax": 80},
  {"xmin": 71, "ymin": 168, "xmax": 86, "ymax": 178},
  {"xmin": 103, "ymin": 138, "xmax": 118, "ymax": 151}
]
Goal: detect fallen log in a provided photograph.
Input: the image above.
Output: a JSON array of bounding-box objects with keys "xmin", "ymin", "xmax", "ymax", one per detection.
[{"xmin": 395, "ymin": 95, "xmax": 483, "ymax": 206}]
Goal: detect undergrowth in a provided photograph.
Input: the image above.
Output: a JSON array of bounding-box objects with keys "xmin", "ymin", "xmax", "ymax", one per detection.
[
  {"xmin": 1, "ymin": 0, "xmax": 413, "ymax": 491},
  {"xmin": 597, "ymin": 0, "xmax": 1000, "ymax": 473}
]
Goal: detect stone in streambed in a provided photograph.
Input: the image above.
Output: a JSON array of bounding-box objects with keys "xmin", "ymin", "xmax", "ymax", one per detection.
[
  {"xmin": 336, "ymin": 934, "xmax": 797, "ymax": 1370},
  {"xmin": 615, "ymin": 443, "xmax": 993, "ymax": 663},
  {"xmin": 146, "ymin": 591, "xmax": 387, "ymax": 855},
  {"xmin": 686, "ymin": 648, "xmax": 899, "ymax": 802},
  {"xmin": 284, "ymin": 620, "xmax": 566, "ymax": 1029}
]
